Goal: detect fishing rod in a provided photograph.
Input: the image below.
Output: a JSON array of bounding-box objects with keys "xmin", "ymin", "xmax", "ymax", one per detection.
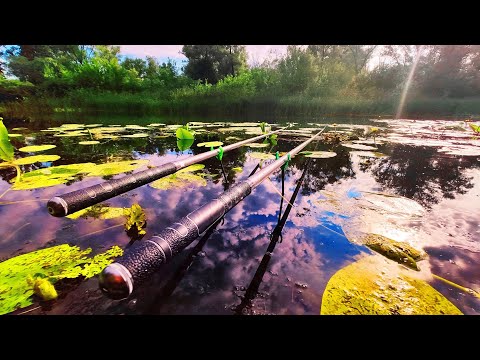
[
  {"xmin": 98, "ymin": 127, "xmax": 327, "ymax": 300},
  {"xmin": 47, "ymin": 126, "xmax": 288, "ymax": 217},
  {"xmin": 234, "ymin": 155, "xmax": 314, "ymax": 315}
]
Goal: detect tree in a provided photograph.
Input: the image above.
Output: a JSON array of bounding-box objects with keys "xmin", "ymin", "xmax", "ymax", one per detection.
[
  {"xmin": 182, "ymin": 45, "xmax": 247, "ymax": 84},
  {"xmin": 122, "ymin": 58, "xmax": 147, "ymax": 78}
]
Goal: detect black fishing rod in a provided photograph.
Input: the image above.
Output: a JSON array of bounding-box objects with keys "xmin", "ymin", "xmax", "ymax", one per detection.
[
  {"xmin": 98, "ymin": 127, "xmax": 327, "ymax": 300},
  {"xmin": 47, "ymin": 126, "xmax": 288, "ymax": 217},
  {"xmin": 234, "ymin": 155, "xmax": 314, "ymax": 315}
]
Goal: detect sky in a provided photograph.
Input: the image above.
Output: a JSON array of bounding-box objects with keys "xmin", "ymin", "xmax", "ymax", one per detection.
[{"xmin": 119, "ymin": 45, "xmax": 289, "ymax": 67}]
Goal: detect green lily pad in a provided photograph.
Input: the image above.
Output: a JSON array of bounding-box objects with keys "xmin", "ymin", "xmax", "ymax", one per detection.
[
  {"xmin": 244, "ymin": 143, "xmax": 269, "ymax": 148},
  {"xmin": 78, "ymin": 141, "xmax": 100, "ymax": 145},
  {"xmin": 12, "ymin": 155, "xmax": 61, "ymax": 165},
  {"xmin": 18, "ymin": 145, "xmax": 56, "ymax": 153},
  {"xmin": 12, "ymin": 127, "xmax": 28, "ymax": 131},
  {"xmin": 66, "ymin": 204, "xmax": 125, "ymax": 220},
  {"xmin": 147, "ymin": 123, "xmax": 165, "ymax": 127},
  {"xmin": 125, "ymin": 125, "xmax": 150, "ymax": 130},
  {"xmin": 11, "ymin": 175, "xmax": 73, "ymax": 190},
  {"xmin": 320, "ymin": 256, "xmax": 462, "ymax": 315},
  {"xmin": 0, "ymin": 119, "xmax": 15, "ymax": 162},
  {"xmin": 0, "ymin": 244, "xmax": 123, "ymax": 315},
  {"xmin": 85, "ymin": 124, "xmax": 103, "ymax": 128},
  {"xmin": 86, "ymin": 160, "xmax": 149, "ymax": 177},
  {"xmin": 176, "ymin": 127, "xmax": 194, "ymax": 140},
  {"xmin": 363, "ymin": 233, "xmax": 425, "ymax": 271},
  {"xmin": 122, "ymin": 133, "xmax": 149, "ymax": 138},
  {"xmin": 232, "ymin": 167, "xmax": 243, "ymax": 172},
  {"xmin": 342, "ymin": 143, "xmax": 378, "ymax": 151},
  {"xmin": 53, "ymin": 131, "xmax": 87, "ymax": 137},
  {"xmin": 7, "ymin": 134, "xmax": 22, "ymax": 138},
  {"xmin": 303, "ymin": 151, "xmax": 337, "ymax": 158},
  {"xmin": 197, "ymin": 141, "xmax": 223, "ymax": 148},
  {"xmin": 248, "ymin": 152, "xmax": 276, "ymax": 160},
  {"xmin": 150, "ymin": 164, "xmax": 206, "ymax": 190}
]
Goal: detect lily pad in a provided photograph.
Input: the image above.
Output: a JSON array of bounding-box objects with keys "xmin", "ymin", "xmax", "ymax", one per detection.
[
  {"xmin": 342, "ymin": 143, "xmax": 378, "ymax": 151},
  {"xmin": 303, "ymin": 151, "xmax": 337, "ymax": 158},
  {"xmin": 66, "ymin": 204, "xmax": 126, "ymax": 220},
  {"xmin": 197, "ymin": 141, "xmax": 224, "ymax": 148},
  {"xmin": 85, "ymin": 160, "xmax": 149, "ymax": 177},
  {"xmin": 320, "ymin": 257, "xmax": 462, "ymax": 315},
  {"xmin": 78, "ymin": 141, "xmax": 100, "ymax": 145},
  {"xmin": 19, "ymin": 145, "xmax": 56, "ymax": 153},
  {"xmin": 248, "ymin": 152, "xmax": 276, "ymax": 160},
  {"xmin": 12, "ymin": 127, "xmax": 28, "ymax": 131},
  {"xmin": 12, "ymin": 155, "xmax": 61, "ymax": 165},
  {"xmin": 125, "ymin": 125, "xmax": 150, "ymax": 130},
  {"xmin": 0, "ymin": 244, "xmax": 123, "ymax": 315},
  {"xmin": 0, "ymin": 119, "xmax": 15, "ymax": 162},
  {"xmin": 150, "ymin": 164, "xmax": 206, "ymax": 190},
  {"xmin": 244, "ymin": 143, "xmax": 269, "ymax": 148},
  {"xmin": 362, "ymin": 233, "xmax": 425, "ymax": 271},
  {"xmin": 11, "ymin": 175, "xmax": 73, "ymax": 190},
  {"xmin": 53, "ymin": 131, "xmax": 87, "ymax": 137},
  {"xmin": 147, "ymin": 123, "xmax": 165, "ymax": 127},
  {"xmin": 177, "ymin": 138, "xmax": 194, "ymax": 151},
  {"xmin": 232, "ymin": 167, "xmax": 243, "ymax": 172},
  {"xmin": 7, "ymin": 134, "xmax": 22, "ymax": 138},
  {"xmin": 85, "ymin": 124, "xmax": 103, "ymax": 128},
  {"xmin": 122, "ymin": 133, "xmax": 149, "ymax": 138},
  {"xmin": 176, "ymin": 127, "xmax": 194, "ymax": 140},
  {"xmin": 350, "ymin": 151, "xmax": 387, "ymax": 158}
]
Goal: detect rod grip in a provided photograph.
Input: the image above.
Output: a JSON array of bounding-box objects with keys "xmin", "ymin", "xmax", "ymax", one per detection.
[
  {"xmin": 47, "ymin": 162, "xmax": 177, "ymax": 217},
  {"xmin": 99, "ymin": 182, "xmax": 252, "ymax": 299}
]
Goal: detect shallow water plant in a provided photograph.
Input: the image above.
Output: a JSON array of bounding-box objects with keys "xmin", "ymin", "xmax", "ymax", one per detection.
[{"xmin": 0, "ymin": 244, "xmax": 123, "ymax": 314}]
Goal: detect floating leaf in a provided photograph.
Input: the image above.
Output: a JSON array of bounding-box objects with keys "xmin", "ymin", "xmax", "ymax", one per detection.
[
  {"xmin": 150, "ymin": 165, "xmax": 206, "ymax": 190},
  {"xmin": 177, "ymin": 138, "xmax": 194, "ymax": 151},
  {"xmin": 469, "ymin": 123, "xmax": 480, "ymax": 133},
  {"xmin": 363, "ymin": 233, "xmax": 425, "ymax": 271},
  {"xmin": 176, "ymin": 127, "xmax": 194, "ymax": 140},
  {"xmin": 85, "ymin": 160, "xmax": 149, "ymax": 177},
  {"xmin": 124, "ymin": 203, "xmax": 147, "ymax": 240},
  {"xmin": 197, "ymin": 141, "xmax": 223, "ymax": 148},
  {"xmin": 244, "ymin": 143, "xmax": 269, "ymax": 148},
  {"xmin": 0, "ymin": 119, "xmax": 15, "ymax": 162},
  {"xmin": 350, "ymin": 151, "xmax": 387, "ymax": 158},
  {"xmin": 53, "ymin": 131, "xmax": 87, "ymax": 137},
  {"xmin": 85, "ymin": 124, "xmax": 103, "ymax": 128},
  {"xmin": 125, "ymin": 125, "xmax": 150, "ymax": 130},
  {"xmin": 342, "ymin": 143, "xmax": 378, "ymax": 151},
  {"xmin": 303, "ymin": 151, "xmax": 337, "ymax": 158},
  {"xmin": 18, "ymin": 145, "xmax": 56, "ymax": 153},
  {"xmin": 11, "ymin": 175, "xmax": 73, "ymax": 190},
  {"xmin": 320, "ymin": 257, "xmax": 462, "ymax": 315},
  {"xmin": 0, "ymin": 244, "xmax": 123, "ymax": 315},
  {"xmin": 248, "ymin": 152, "xmax": 276, "ymax": 160},
  {"xmin": 20, "ymin": 163, "xmax": 95, "ymax": 180},
  {"xmin": 122, "ymin": 133, "xmax": 149, "ymax": 138},
  {"xmin": 232, "ymin": 167, "xmax": 243, "ymax": 172},
  {"xmin": 78, "ymin": 141, "xmax": 100, "ymax": 145},
  {"xmin": 147, "ymin": 123, "xmax": 165, "ymax": 127},
  {"xmin": 230, "ymin": 122, "xmax": 260, "ymax": 127},
  {"xmin": 7, "ymin": 134, "xmax": 22, "ymax": 138},
  {"xmin": 12, "ymin": 155, "xmax": 61, "ymax": 165},
  {"xmin": 12, "ymin": 127, "xmax": 27, "ymax": 131},
  {"xmin": 66, "ymin": 204, "xmax": 125, "ymax": 220}
]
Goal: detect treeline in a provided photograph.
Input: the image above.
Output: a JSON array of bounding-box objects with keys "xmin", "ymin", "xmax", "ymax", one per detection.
[{"xmin": 1, "ymin": 45, "xmax": 480, "ymax": 118}]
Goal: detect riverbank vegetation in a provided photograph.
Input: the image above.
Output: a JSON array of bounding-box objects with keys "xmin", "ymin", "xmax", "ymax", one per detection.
[{"xmin": 1, "ymin": 45, "xmax": 480, "ymax": 119}]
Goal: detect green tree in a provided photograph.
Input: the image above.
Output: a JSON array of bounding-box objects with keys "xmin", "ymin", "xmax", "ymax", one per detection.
[{"xmin": 182, "ymin": 45, "xmax": 247, "ymax": 84}]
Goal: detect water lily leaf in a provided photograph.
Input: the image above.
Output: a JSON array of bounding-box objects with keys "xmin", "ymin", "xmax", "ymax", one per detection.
[
  {"xmin": 125, "ymin": 125, "xmax": 150, "ymax": 130},
  {"xmin": 176, "ymin": 164, "xmax": 205, "ymax": 173},
  {"xmin": 85, "ymin": 160, "xmax": 149, "ymax": 177},
  {"xmin": 232, "ymin": 167, "xmax": 243, "ymax": 172},
  {"xmin": 12, "ymin": 155, "xmax": 61, "ymax": 165},
  {"xmin": 176, "ymin": 127, "xmax": 194, "ymax": 140},
  {"xmin": 363, "ymin": 233, "xmax": 425, "ymax": 271},
  {"xmin": 85, "ymin": 124, "xmax": 103, "ymax": 128},
  {"xmin": 342, "ymin": 143, "xmax": 378, "ymax": 151},
  {"xmin": 320, "ymin": 256, "xmax": 462, "ymax": 315},
  {"xmin": 303, "ymin": 151, "xmax": 337, "ymax": 158},
  {"xmin": 78, "ymin": 141, "xmax": 100, "ymax": 145},
  {"xmin": 12, "ymin": 127, "xmax": 28, "ymax": 131},
  {"xmin": 0, "ymin": 244, "xmax": 123, "ymax": 315},
  {"xmin": 469, "ymin": 123, "xmax": 480, "ymax": 133},
  {"xmin": 18, "ymin": 145, "xmax": 56, "ymax": 153},
  {"xmin": 89, "ymin": 127, "xmax": 127, "ymax": 134},
  {"xmin": 150, "ymin": 166, "xmax": 206, "ymax": 190},
  {"xmin": 20, "ymin": 163, "xmax": 95, "ymax": 179},
  {"xmin": 122, "ymin": 133, "xmax": 149, "ymax": 138},
  {"xmin": 66, "ymin": 204, "xmax": 125, "ymax": 220},
  {"xmin": 147, "ymin": 123, "xmax": 165, "ymax": 127},
  {"xmin": 226, "ymin": 136, "xmax": 241, "ymax": 141},
  {"xmin": 124, "ymin": 204, "xmax": 147, "ymax": 240},
  {"xmin": 53, "ymin": 131, "xmax": 88, "ymax": 137},
  {"xmin": 350, "ymin": 151, "xmax": 387, "ymax": 158},
  {"xmin": 11, "ymin": 175, "xmax": 73, "ymax": 190},
  {"xmin": 7, "ymin": 134, "xmax": 22, "ymax": 138},
  {"xmin": 197, "ymin": 141, "xmax": 223, "ymax": 148},
  {"xmin": 230, "ymin": 122, "xmax": 261, "ymax": 127},
  {"xmin": 0, "ymin": 119, "xmax": 15, "ymax": 162},
  {"xmin": 177, "ymin": 138, "xmax": 194, "ymax": 151},
  {"xmin": 248, "ymin": 152, "xmax": 276, "ymax": 160},
  {"xmin": 244, "ymin": 143, "xmax": 269, "ymax": 148}
]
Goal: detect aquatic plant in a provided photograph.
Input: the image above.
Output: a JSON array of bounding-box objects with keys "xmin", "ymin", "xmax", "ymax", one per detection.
[{"xmin": 124, "ymin": 203, "xmax": 147, "ymax": 241}]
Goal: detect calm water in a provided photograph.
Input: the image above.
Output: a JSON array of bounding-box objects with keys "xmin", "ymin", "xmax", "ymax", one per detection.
[{"xmin": 1, "ymin": 114, "xmax": 479, "ymax": 315}]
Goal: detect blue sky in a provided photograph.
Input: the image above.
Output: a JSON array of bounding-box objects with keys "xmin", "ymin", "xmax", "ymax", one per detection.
[{"xmin": 119, "ymin": 45, "xmax": 289, "ymax": 67}]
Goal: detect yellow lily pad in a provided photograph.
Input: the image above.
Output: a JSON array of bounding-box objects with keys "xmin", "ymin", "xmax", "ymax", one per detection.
[
  {"xmin": 320, "ymin": 256, "xmax": 463, "ymax": 315},
  {"xmin": 122, "ymin": 133, "xmax": 149, "ymax": 138},
  {"xmin": 18, "ymin": 145, "xmax": 56, "ymax": 153},
  {"xmin": 12, "ymin": 155, "xmax": 61, "ymax": 165},
  {"xmin": 342, "ymin": 143, "xmax": 378, "ymax": 151},
  {"xmin": 78, "ymin": 141, "xmax": 100, "ymax": 145},
  {"xmin": 303, "ymin": 151, "xmax": 337, "ymax": 158},
  {"xmin": 197, "ymin": 141, "xmax": 223, "ymax": 148},
  {"xmin": 66, "ymin": 204, "xmax": 125, "ymax": 220},
  {"xmin": 85, "ymin": 159, "xmax": 149, "ymax": 177},
  {"xmin": 7, "ymin": 134, "xmax": 22, "ymax": 138},
  {"xmin": 248, "ymin": 152, "xmax": 276, "ymax": 160},
  {"xmin": 232, "ymin": 167, "xmax": 243, "ymax": 172},
  {"xmin": 150, "ymin": 164, "xmax": 206, "ymax": 190},
  {"xmin": 244, "ymin": 143, "xmax": 269, "ymax": 148}
]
